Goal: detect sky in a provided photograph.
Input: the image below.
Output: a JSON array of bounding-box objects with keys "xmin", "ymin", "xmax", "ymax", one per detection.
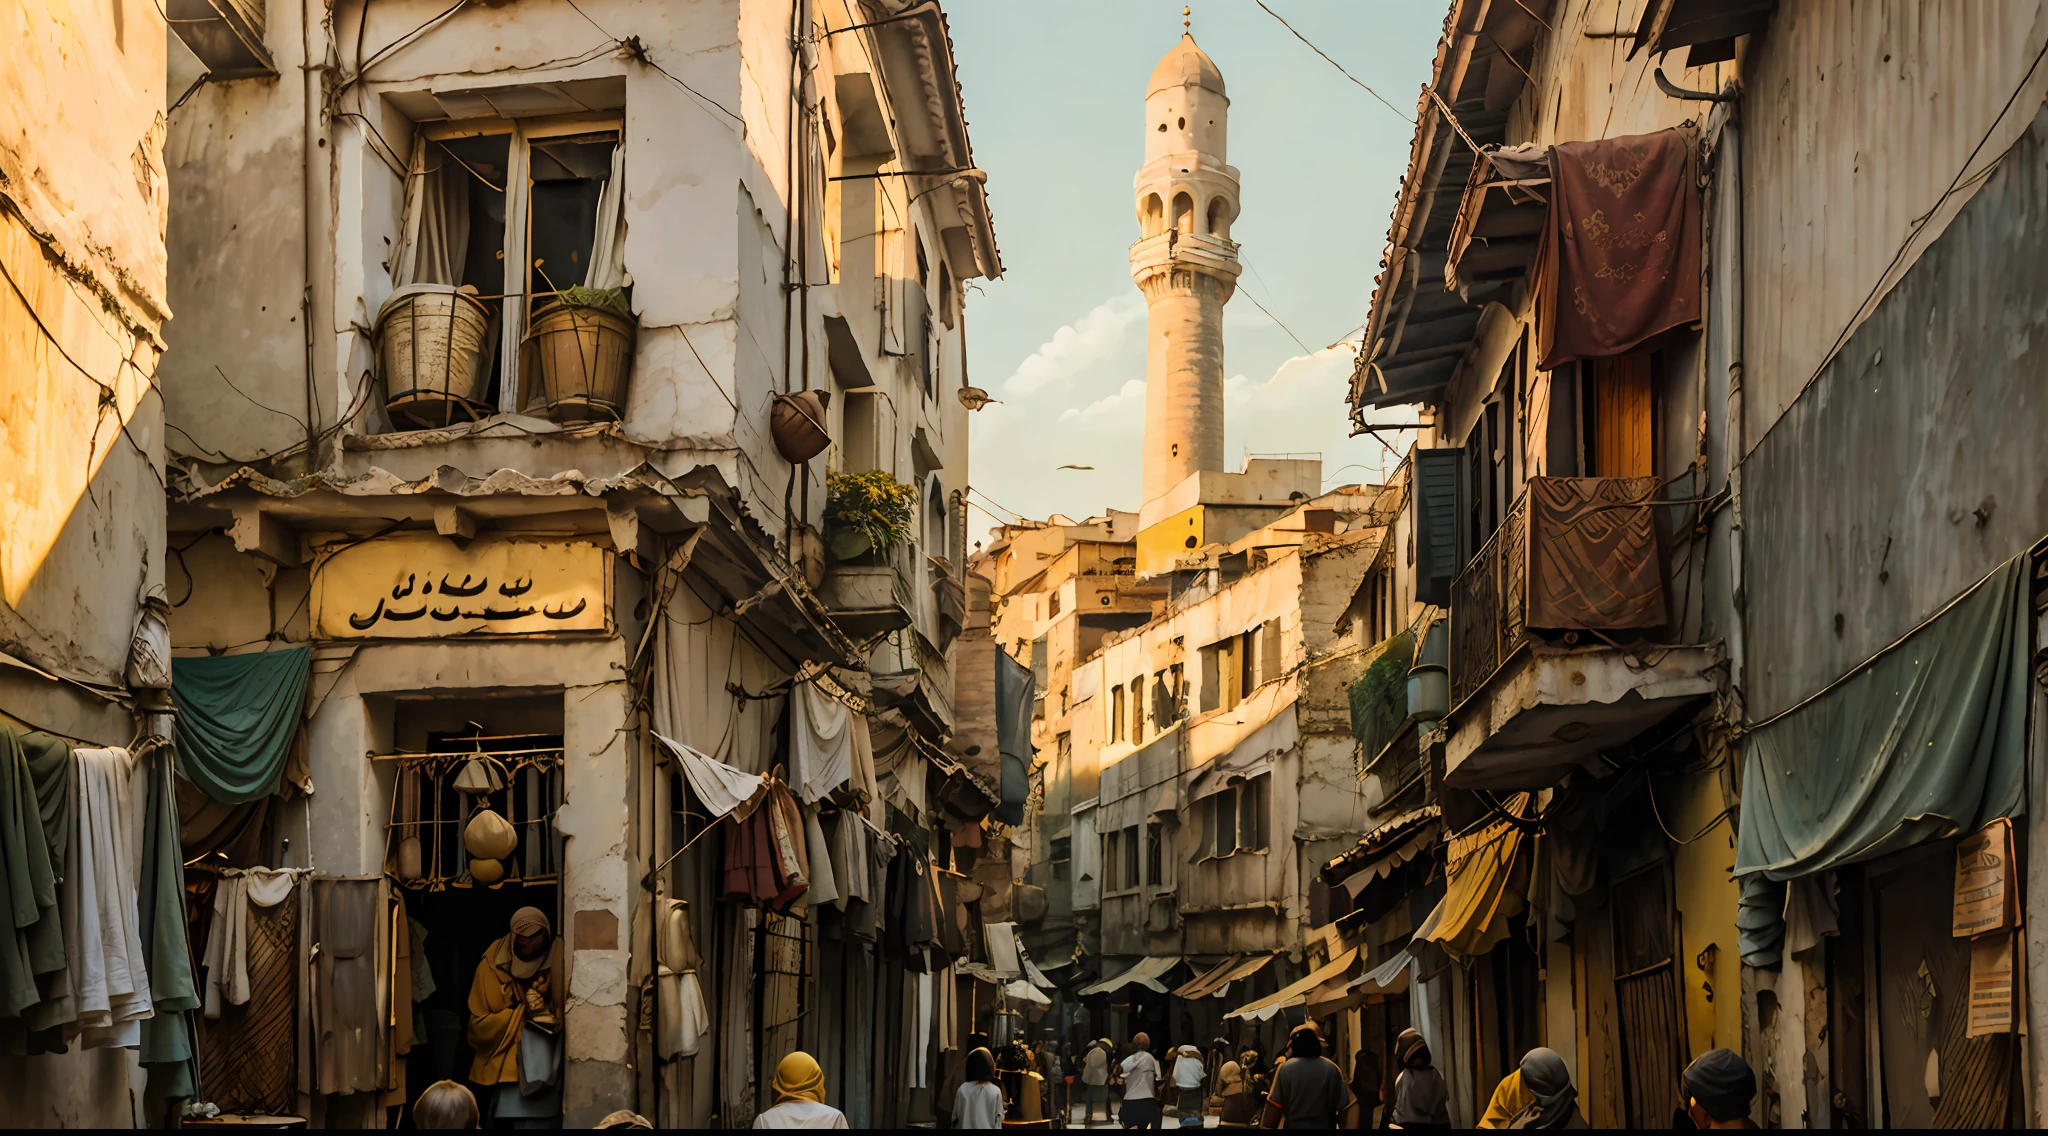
[{"xmin": 946, "ymin": 0, "xmax": 1447, "ymax": 541}]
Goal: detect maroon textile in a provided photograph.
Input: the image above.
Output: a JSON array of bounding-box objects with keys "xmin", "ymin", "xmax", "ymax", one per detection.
[
  {"xmin": 1525, "ymin": 476, "xmax": 1667, "ymax": 631},
  {"xmin": 1536, "ymin": 130, "xmax": 1701, "ymax": 369},
  {"xmin": 721, "ymin": 808, "xmax": 779, "ymax": 904}
]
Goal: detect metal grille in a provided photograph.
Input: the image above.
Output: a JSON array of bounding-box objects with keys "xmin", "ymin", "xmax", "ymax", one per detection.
[
  {"xmin": 384, "ymin": 746, "xmax": 563, "ymax": 888},
  {"xmin": 757, "ymin": 909, "xmax": 810, "ymax": 1073},
  {"xmin": 1449, "ymin": 490, "xmax": 1529, "ymax": 707}
]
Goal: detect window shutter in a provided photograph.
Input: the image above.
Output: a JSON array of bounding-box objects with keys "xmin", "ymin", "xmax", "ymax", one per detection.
[
  {"xmin": 1259, "ymin": 620, "xmax": 1282, "ymax": 684},
  {"xmin": 1414, "ymin": 447, "xmax": 1464, "ymax": 606}
]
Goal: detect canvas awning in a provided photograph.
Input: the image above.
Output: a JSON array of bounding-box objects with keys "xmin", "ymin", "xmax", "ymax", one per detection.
[
  {"xmin": 1347, "ymin": 950, "xmax": 1415, "ymax": 997},
  {"xmin": 654, "ymin": 732, "xmax": 767, "ymax": 820},
  {"xmin": 1078, "ymin": 955, "xmax": 1181, "ymax": 997},
  {"xmin": 1006, "ymin": 979, "xmax": 1051, "ymax": 1007},
  {"xmin": 1022, "ymin": 952, "xmax": 1057, "ymax": 990},
  {"xmin": 1412, "ymin": 794, "xmax": 1532, "ymax": 961},
  {"xmin": 1225, "ymin": 947, "xmax": 1360, "ymax": 1021},
  {"xmin": 1172, "ymin": 954, "xmax": 1275, "ymax": 1000}
]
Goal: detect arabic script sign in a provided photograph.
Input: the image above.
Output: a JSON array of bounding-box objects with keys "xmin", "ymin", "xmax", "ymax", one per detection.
[{"xmin": 311, "ymin": 533, "xmax": 611, "ymax": 639}]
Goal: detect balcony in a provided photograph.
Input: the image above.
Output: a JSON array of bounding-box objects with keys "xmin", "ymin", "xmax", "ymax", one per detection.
[{"xmin": 1444, "ymin": 478, "xmax": 1718, "ymax": 789}]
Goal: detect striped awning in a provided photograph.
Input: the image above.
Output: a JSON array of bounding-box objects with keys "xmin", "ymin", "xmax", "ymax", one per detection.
[{"xmin": 1171, "ymin": 953, "xmax": 1276, "ymax": 1000}]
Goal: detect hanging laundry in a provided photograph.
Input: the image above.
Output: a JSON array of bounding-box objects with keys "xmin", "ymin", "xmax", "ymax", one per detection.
[
  {"xmin": 790, "ymin": 681, "xmax": 855, "ymax": 805},
  {"xmin": 803, "ymin": 809, "xmax": 840, "ymax": 907},
  {"xmin": 136, "ymin": 741, "xmax": 201, "ymax": 1098},
  {"xmin": 201, "ymin": 868, "xmax": 297, "ymax": 1017},
  {"xmin": 655, "ymin": 732, "xmax": 767, "ymax": 820},
  {"xmin": 70, "ymin": 747, "xmax": 154, "ymax": 1049},
  {"xmin": 764, "ymin": 779, "xmax": 810, "ymax": 909},
  {"xmin": 654, "ymin": 898, "xmax": 708, "ymax": 1060},
  {"xmin": 721, "ymin": 805, "xmax": 780, "ymax": 905},
  {"xmin": 0, "ymin": 726, "xmax": 69, "ymax": 1023},
  {"xmin": 171, "ymin": 646, "xmax": 312, "ymax": 804}
]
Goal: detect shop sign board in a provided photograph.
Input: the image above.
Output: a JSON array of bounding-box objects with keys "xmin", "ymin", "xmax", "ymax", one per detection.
[{"xmin": 311, "ymin": 533, "xmax": 611, "ymax": 639}]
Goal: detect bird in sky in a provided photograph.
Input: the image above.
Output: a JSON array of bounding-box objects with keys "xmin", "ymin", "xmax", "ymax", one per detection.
[{"xmin": 1056, "ymin": 464, "xmax": 1095, "ymax": 471}]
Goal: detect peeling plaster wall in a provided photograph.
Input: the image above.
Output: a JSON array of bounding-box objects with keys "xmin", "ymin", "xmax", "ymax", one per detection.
[{"xmin": 0, "ymin": 1, "xmax": 168, "ymax": 1125}]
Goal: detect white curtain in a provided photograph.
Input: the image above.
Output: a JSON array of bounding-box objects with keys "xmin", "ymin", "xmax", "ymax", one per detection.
[
  {"xmin": 390, "ymin": 137, "xmax": 470, "ymax": 289},
  {"xmin": 584, "ymin": 138, "xmax": 629, "ymax": 291}
]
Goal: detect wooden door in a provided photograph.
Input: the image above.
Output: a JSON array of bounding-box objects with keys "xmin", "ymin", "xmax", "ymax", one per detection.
[
  {"xmin": 1612, "ymin": 866, "xmax": 1685, "ymax": 1128},
  {"xmin": 1588, "ymin": 355, "xmax": 1654, "ymax": 478}
]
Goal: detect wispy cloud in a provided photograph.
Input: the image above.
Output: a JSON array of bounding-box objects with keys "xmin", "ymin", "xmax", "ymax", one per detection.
[
  {"xmin": 1059, "ymin": 378, "xmax": 1147, "ymax": 424},
  {"xmin": 1002, "ymin": 293, "xmax": 1144, "ymax": 395}
]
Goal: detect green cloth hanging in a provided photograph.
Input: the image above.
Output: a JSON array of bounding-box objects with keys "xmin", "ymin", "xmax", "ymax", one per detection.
[
  {"xmin": 171, "ymin": 646, "xmax": 311, "ymax": 805},
  {"xmin": 0, "ymin": 725, "xmax": 67, "ymax": 1018},
  {"xmin": 138, "ymin": 744, "xmax": 201, "ymax": 1099}
]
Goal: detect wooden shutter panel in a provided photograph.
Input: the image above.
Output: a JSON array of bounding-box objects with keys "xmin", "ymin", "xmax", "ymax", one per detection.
[{"xmin": 1414, "ymin": 448, "xmax": 1464, "ymax": 606}]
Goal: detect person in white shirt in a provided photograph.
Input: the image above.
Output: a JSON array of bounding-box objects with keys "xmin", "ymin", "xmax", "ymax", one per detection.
[
  {"xmin": 955, "ymin": 1047, "xmax": 1007, "ymax": 1129},
  {"xmin": 753, "ymin": 1051, "xmax": 849, "ymax": 1129},
  {"xmin": 1119, "ymin": 1032, "xmax": 1162, "ymax": 1130},
  {"xmin": 1169, "ymin": 1044, "xmax": 1206, "ymax": 1124}
]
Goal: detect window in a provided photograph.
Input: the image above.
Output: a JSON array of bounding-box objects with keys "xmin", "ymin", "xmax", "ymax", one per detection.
[
  {"xmin": 1111, "ymin": 684, "xmax": 1126, "ymax": 742},
  {"xmin": 1030, "ymin": 636, "xmax": 1049, "ymax": 693},
  {"xmin": 1049, "ymin": 589, "xmax": 1062, "ymax": 617},
  {"xmin": 389, "ymin": 118, "xmax": 624, "ymax": 425},
  {"xmin": 1258, "ymin": 620, "xmax": 1282, "ymax": 685},
  {"xmin": 1051, "ymin": 836, "xmax": 1072, "ymax": 882},
  {"xmin": 1103, "ymin": 829, "xmax": 1122, "ymax": 890},
  {"xmin": 1200, "ymin": 632, "xmax": 1256, "ymax": 713},
  {"xmin": 1144, "ymin": 821, "xmax": 1165, "ymax": 887},
  {"xmin": 1203, "ymin": 775, "xmax": 1271, "ymax": 860},
  {"xmin": 1122, "ymin": 825, "xmax": 1140, "ymax": 891},
  {"xmin": 1130, "ymin": 678, "xmax": 1146, "ymax": 743},
  {"xmin": 1167, "ymin": 663, "xmax": 1184, "ymax": 722}
]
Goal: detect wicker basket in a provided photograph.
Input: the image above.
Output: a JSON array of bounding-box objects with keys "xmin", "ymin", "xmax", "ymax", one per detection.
[
  {"xmin": 375, "ymin": 283, "xmax": 492, "ymax": 428},
  {"xmin": 523, "ymin": 297, "xmax": 636, "ymax": 422}
]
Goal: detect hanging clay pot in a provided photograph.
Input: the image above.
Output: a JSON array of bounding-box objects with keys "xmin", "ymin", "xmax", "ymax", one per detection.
[{"xmin": 770, "ymin": 390, "xmax": 832, "ymax": 463}]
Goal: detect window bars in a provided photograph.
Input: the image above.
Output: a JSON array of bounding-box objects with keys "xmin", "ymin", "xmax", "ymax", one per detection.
[{"xmin": 382, "ymin": 746, "xmax": 564, "ymax": 889}]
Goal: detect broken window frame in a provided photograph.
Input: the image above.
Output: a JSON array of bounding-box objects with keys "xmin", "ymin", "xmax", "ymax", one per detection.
[{"xmin": 404, "ymin": 111, "xmax": 625, "ymax": 417}]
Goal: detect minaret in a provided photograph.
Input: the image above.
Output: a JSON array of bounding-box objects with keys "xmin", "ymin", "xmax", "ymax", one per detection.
[{"xmin": 1132, "ymin": 11, "xmax": 1241, "ymax": 507}]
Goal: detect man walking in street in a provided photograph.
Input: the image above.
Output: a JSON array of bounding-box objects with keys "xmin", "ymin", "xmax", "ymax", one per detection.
[
  {"xmin": 1119, "ymin": 1031, "xmax": 1163, "ymax": 1129},
  {"xmin": 1261, "ymin": 1023, "xmax": 1358, "ymax": 1129}
]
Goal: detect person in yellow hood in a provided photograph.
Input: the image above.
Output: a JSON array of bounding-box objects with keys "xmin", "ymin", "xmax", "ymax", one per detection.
[{"xmin": 467, "ymin": 906, "xmax": 565, "ymax": 1126}]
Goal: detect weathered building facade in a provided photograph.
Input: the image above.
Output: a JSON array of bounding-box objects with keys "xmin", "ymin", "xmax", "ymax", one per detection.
[
  {"xmin": 1333, "ymin": 0, "xmax": 2048, "ymax": 1128},
  {"xmin": 7, "ymin": 0, "xmax": 1015, "ymax": 1129}
]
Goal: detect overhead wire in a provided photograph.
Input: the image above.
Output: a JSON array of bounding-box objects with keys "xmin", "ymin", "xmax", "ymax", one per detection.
[{"xmin": 1251, "ymin": 0, "xmax": 1413, "ymax": 125}]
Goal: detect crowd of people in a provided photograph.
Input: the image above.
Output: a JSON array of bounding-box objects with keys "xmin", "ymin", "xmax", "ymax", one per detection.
[{"xmin": 399, "ymin": 910, "xmax": 1759, "ymax": 1128}]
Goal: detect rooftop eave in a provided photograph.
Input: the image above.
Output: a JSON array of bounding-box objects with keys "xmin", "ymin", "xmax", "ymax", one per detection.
[{"xmin": 875, "ymin": 1, "xmax": 1003, "ymax": 279}]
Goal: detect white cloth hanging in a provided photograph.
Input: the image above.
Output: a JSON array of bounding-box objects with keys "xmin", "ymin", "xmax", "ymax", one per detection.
[
  {"xmin": 203, "ymin": 868, "xmax": 299, "ymax": 1017},
  {"xmin": 937, "ymin": 963, "xmax": 958, "ymax": 1053},
  {"xmin": 983, "ymin": 921, "xmax": 1022, "ymax": 979},
  {"xmin": 72, "ymin": 747, "xmax": 152, "ymax": 1048},
  {"xmin": 910, "ymin": 971, "xmax": 933, "ymax": 1089},
  {"xmin": 583, "ymin": 138, "xmax": 629, "ymax": 291},
  {"xmin": 390, "ymin": 137, "xmax": 470, "ymax": 289},
  {"xmin": 655, "ymin": 732, "xmax": 767, "ymax": 819},
  {"xmin": 655, "ymin": 898, "xmax": 708, "ymax": 1060},
  {"xmin": 790, "ymin": 683, "xmax": 855, "ymax": 805}
]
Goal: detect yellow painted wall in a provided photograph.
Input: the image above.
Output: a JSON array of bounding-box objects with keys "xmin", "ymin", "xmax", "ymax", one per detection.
[
  {"xmin": 1667, "ymin": 762, "xmax": 1742, "ymax": 1058},
  {"xmin": 1136, "ymin": 504, "xmax": 1205, "ymax": 575}
]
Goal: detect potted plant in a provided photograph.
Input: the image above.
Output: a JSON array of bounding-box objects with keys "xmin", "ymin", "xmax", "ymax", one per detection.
[
  {"xmin": 523, "ymin": 284, "xmax": 636, "ymax": 422},
  {"xmin": 823, "ymin": 470, "xmax": 916, "ymax": 564}
]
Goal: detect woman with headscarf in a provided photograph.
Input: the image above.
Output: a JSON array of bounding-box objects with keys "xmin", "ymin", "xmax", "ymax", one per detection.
[
  {"xmin": 1479, "ymin": 1066, "xmax": 1534, "ymax": 1128},
  {"xmin": 1503, "ymin": 1049, "xmax": 1583, "ymax": 1129},
  {"xmin": 1350, "ymin": 1047, "xmax": 1383, "ymax": 1129},
  {"xmin": 956, "ymin": 1046, "xmax": 1007, "ymax": 1129},
  {"xmin": 1217, "ymin": 1048, "xmax": 1258, "ymax": 1127},
  {"xmin": 1390, "ymin": 1028, "xmax": 1450, "ymax": 1129},
  {"xmin": 465, "ymin": 906, "xmax": 564, "ymax": 1127},
  {"xmin": 753, "ymin": 1051, "xmax": 849, "ymax": 1128}
]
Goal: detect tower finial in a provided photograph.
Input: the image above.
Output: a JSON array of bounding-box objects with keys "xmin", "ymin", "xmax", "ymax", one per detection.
[{"xmin": 1183, "ymin": 5, "xmax": 1191, "ymax": 34}]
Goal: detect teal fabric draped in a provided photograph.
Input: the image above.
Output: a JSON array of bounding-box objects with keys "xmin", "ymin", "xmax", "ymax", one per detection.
[
  {"xmin": 1735, "ymin": 554, "xmax": 2029, "ymax": 882},
  {"xmin": 171, "ymin": 646, "xmax": 310, "ymax": 804},
  {"xmin": 139, "ymin": 744, "xmax": 201, "ymax": 1099}
]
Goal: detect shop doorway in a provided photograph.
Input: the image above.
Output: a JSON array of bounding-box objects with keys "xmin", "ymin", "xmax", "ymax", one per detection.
[{"xmin": 383, "ymin": 698, "xmax": 564, "ymax": 1123}]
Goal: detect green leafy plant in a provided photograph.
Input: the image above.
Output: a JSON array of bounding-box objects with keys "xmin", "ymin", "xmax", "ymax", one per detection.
[
  {"xmin": 1349, "ymin": 631, "xmax": 1414, "ymax": 760},
  {"xmin": 825, "ymin": 470, "xmax": 917, "ymax": 557},
  {"xmin": 557, "ymin": 285, "xmax": 630, "ymax": 315}
]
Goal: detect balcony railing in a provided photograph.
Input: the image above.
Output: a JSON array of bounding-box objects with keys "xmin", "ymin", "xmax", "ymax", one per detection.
[
  {"xmin": 1448, "ymin": 477, "xmax": 1668, "ymax": 709},
  {"xmin": 1451, "ymin": 492, "xmax": 1529, "ymax": 708}
]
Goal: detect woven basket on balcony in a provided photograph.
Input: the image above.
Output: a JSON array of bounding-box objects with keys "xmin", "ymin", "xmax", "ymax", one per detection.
[
  {"xmin": 375, "ymin": 283, "xmax": 492, "ymax": 429},
  {"xmin": 522, "ymin": 296, "xmax": 636, "ymax": 422}
]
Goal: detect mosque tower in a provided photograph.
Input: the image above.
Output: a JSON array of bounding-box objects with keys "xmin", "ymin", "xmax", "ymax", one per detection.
[{"xmin": 1132, "ymin": 10, "xmax": 1242, "ymax": 508}]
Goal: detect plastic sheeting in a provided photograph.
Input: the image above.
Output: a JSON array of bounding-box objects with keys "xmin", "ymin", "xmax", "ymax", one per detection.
[{"xmin": 171, "ymin": 646, "xmax": 310, "ymax": 804}]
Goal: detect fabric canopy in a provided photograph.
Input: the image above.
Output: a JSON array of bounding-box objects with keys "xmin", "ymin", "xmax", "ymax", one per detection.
[
  {"xmin": 1021, "ymin": 950, "xmax": 1057, "ymax": 989},
  {"xmin": 1005, "ymin": 979, "xmax": 1051, "ymax": 1007},
  {"xmin": 171, "ymin": 646, "xmax": 310, "ymax": 804},
  {"xmin": 1322, "ymin": 805, "xmax": 1438, "ymax": 887},
  {"xmin": 1413, "ymin": 795, "xmax": 1532, "ymax": 961},
  {"xmin": 1173, "ymin": 954, "xmax": 1275, "ymax": 1000},
  {"xmin": 984, "ymin": 921, "xmax": 1023, "ymax": 979},
  {"xmin": 1346, "ymin": 950, "xmax": 1414, "ymax": 997},
  {"xmin": 1735, "ymin": 555, "xmax": 2029, "ymax": 881},
  {"xmin": 1226, "ymin": 947, "xmax": 1360, "ymax": 1021},
  {"xmin": 655, "ymin": 733, "xmax": 767, "ymax": 820},
  {"xmin": 1077, "ymin": 955, "xmax": 1180, "ymax": 997}
]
